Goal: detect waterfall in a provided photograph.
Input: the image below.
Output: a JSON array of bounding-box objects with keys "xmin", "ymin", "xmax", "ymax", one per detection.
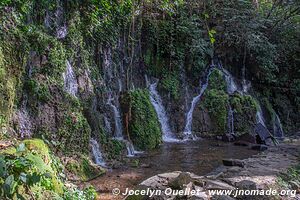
[
  {"xmin": 221, "ymin": 68, "xmax": 238, "ymax": 95},
  {"xmin": 63, "ymin": 60, "xmax": 78, "ymax": 96},
  {"xmin": 16, "ymin": 94, "xmax": 33, "ymax": 138},
  {"xmin": 107, "ymin": 93, "xmax": 141, "ymax": 156},
  {"xmin": 220, "ymin": 68, "xmax": 237, "ymax": 135},
  {"xmin": 227, "ymin": 104, "xmax": 234, "ymax": 135},
  {"xmin": 184, "ymin": 67, "xmax": 214, "ymax": 138},
  {"xmin": 146, "ymin": 76, "xmax": 178, "ymax": 142},
  {"xmin": 56, "ymin": 24, "xmax": 67, "ymax": 39},
  {"xmin": 107, "ymin": 94, "xmax": 123, "ymax": 139},
  {"xmin": 273, "ymin": 113, "xmax": 284, "ymax": 138},
  {"xmin": 103, "ymin": 116, "xmax": 112, "ymax": 134},
  {"xmin": 242, "ymin": 79, "xmax": 251, "ymax": 94},
  {"xmin": 16, "ymin": 109, "xmax": 33, "ymax": 138},
  {"xmin": 90, "ymin": 138, "xmax": 106, "ymax": 166},
  {"xmin": 256, "ymin": 105, "xmax": 266, "ymax": 127},
  {"xmin": 103, "ymin": 47, "xmax": 113, "ymax": 81}
]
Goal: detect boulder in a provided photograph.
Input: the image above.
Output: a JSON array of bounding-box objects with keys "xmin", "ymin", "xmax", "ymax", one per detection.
[
  {"xmin": 204, "ymin": 179, "xmax": 235, "ymax": 190},
  {"xmin": 254, "ymin": 123, "xmax": 271, "ymax": 143},
  {"xmin": 235, "ymin": 180, "xmax": 257, "ymax": 190},
  {"xmin": 222, "ymin": 159, "xmax": 244, "ymax": 167},
  {"xmin": 168, "ymin": 172, "xmax": 193, "ymax": 189}
]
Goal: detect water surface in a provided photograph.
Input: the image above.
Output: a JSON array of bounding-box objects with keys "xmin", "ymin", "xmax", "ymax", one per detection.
[{"xmin": 88, "ymin": 139, "xmax": 257, "ymax": 200}]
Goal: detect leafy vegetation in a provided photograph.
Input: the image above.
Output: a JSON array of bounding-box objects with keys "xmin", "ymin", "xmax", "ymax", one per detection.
[
  {"xmin": 121, "ymin": 89, "xmax": 162, "ymax": 150},
  {"xmin": 0, "ymin": 139, "xmax": 96, "ymax": 200},
  {"xmin": 203, "ymin": 89, "xmax": 229, "ymax": 134},
  {"xmin": 230, "ymin": 94, "xmax": 258, "ymax": 134}
]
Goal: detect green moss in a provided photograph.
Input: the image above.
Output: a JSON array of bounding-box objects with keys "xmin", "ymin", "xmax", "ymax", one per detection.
[
  {"xmin": 230, "ymin": 94, "xmax": 258, "ymax": 134},
  {"xmin": 121, "ymin": 89, "xmax": 162, "ymax": 150},
  {"xmin": 57, "ymin": 112, "xmax": 91, "ymax": 154},
  {"xmin": 0, "ymin": 139, "xmax": 96, "ymax": 199},
  {"xmin": 277, "ymin": 163, "xmax": 300, "ymax": 190},
  {"xmin": 0, "ymin": 139, "xmax": 64, "ymax": 196},
  {"xmin": 160, "ymin": 71, "xmax": 180, "ymax": 99},
  {"xmin": 207, "ymin": 69, "xmax": 226, "ymax": 91},
  {"xmin": 65, "ymin": 156, "xmax": 104, "ymax": 181},
  {"xmin": 0, "ymin": 41, "xmax": 25, "ymax": 130},
  {"xmin": 104, "ymin": 139, "xmax": 125, "ymax": 160},
  {"xmin": 203, "ymin": 89, "xmax": 229, "ymax": 133}
]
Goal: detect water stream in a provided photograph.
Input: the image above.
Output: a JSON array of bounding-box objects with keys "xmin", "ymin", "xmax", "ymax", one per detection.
[
  {"xmin": 90, "ymin": 138, "xmax": 106, "ymax": 167},
  {"xmin": 88, "ymin": 140, "xmax": 258, "ymax": 199},
  {"xmin": 146, "ymin": 76, "xmax": 178, "ymax": 142},
  {"xmin": 106, "ymin": 93, "xmax": 140, "ymax": 157},
  {"xmin": 63, "ymin": 60, "xmax": 78, "ymax": 96},
  {"xmin": 184, "ymin": 67, "xmax": 214, "ymax": 138},
  {"xmin": 273, "ymin": 113, "xmax": 284, "ymax": 138}
]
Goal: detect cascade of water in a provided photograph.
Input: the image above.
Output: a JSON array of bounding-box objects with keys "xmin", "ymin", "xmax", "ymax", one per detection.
[
  {"xmin": 90, "ymin": 138, "xmax": 106, "ymax": 166},
  {"xmin": 273, "ymin": 113, "xmax": 284, "ymax": 138},
  {"xmin": 103, "ymin": 116, "xmax": 112, "ymax": 134},
  {"xmin": 107, "ymin": 94, "xmax": 123, "ymax": 139},
  {"xmin": 227, "ymin": 104, "xmax": 234, "ymax": 135},
  {"xmin": 54, "ymin": 0, "xmax": 67, "ymax": 39},
  {"xmin": 256, "ymin": 105, "xmax": 266, "ymax": 127},
  {"xmin": 242, "ymin": 79, "xmax": 251, "ymax": 94},
  {"xmin": 221, "ymin": 68, "xmax": 238, "ymax": 95},
  {"xmin": 106, "ymin": 93, "xmax": 141, "ymax": 156},
  {"xmin": 17, "ymin": 110, "xmax": 33, "ymax": 138},
  {"xmin": 63, "ymin": 60, "xmax": 78, "ymax": 96},
  {"xmin": 16, "ymin": 94, "xmax": 33, "ymax": 138},
  {"xmin": 56, "ymin": 24, "xmax": 67, "ymax": 39},
  {"xmin": 146, "ymin": 76, "xmax": 178, "ymax": 142},
  {"xmin": 103, "ymin": 47, "xmax": 113, "ymax": 81},
  {"xmin": 184, "ymin": 67, "xmax": 215, "ymax": 138}
]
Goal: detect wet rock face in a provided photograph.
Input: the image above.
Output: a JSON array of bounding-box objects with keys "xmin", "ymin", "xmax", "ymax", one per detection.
[{"xmin": 192, "ymin": 107, "xmax": 213, "ymax": 135}]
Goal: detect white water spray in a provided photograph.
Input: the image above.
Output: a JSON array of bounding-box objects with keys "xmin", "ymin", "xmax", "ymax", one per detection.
[
  {"xmin": 146, "ymin": 76, "xmax": 178, "ymax": 142},
  {"xmin": 227, "ymin": 104, "xmax": 234, "ymax": 135},
  {"xmin": 273, "ymin": 113, "xmax": 284, "ymax": 138},
  {"xmin": 184, "ymin": 67, "xmax": 214, "ymax": 138},
  {"xmin": 107, "ymin": 94, "xmax": 123, "ymax": 139},
  {"xmin": 256, "ymin": 104, "xmax": 266, "ymax": 127},
  {"xmin": 63, "ymin": 60, "xmax": 78, "ymax": 96},
  {"xmin": 107, "ymin": 93, "xmax": 141, "ymax": 156},
  {"xmin": 90, "ymin": 138, "xmax": 106, "ymax": 166}
]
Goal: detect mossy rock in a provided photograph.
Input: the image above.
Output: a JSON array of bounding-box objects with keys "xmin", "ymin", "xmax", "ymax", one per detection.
[
  {"xmin": 230, "ymin": 94, "xmax": 258, "ymax": 134},
  {"xmin": 207, "ymin": 69, "xmax": 227, "ymax": 91},
  {"xmin": 203, "ymin": 89, "xmax": 229, "ymax": 134},
  {"xmin": 1, "ymin": 139, "xmax": 64, "ymax": 195},
  {"xmin": 120, "ymin": 89, "xmax": 162, "ymax": 150},
  {"xmin": 65, "ymin": 155, "xmax": 105, "ymax": 181}
]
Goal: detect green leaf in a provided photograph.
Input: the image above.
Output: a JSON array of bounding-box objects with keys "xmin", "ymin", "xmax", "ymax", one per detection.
[
  {"xmin": 19, "ymin": 172, "xmax": 27, "ymax": 183},
  {"xmin": 27, "ymin": 172, "xmax": 41, "ymax": 186},
  {"xmin": 4, "ymin": 175, "xmax": 17, "ymax": 196},
  {"xmin": 0, "ymin": 156, "xmax": 7, "ymax": 177},
  {"xmin": 16, "ymin": 143, "xmax": 26, "ymax": 153}
]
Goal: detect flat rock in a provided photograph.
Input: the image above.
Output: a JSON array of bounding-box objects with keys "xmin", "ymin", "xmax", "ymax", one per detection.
[{"xmin": 204, "ymin": 179, "xmax": 235, "ymax": 190}]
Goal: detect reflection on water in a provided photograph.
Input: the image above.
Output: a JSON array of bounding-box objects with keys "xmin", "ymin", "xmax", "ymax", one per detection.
[
  {"xmin": 88, "ymin": 139, "xmax": 257, "ymax": 200},
  {"xmin": 138, "ymin": 140, "xmax": 257, "ymax": 177}
]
